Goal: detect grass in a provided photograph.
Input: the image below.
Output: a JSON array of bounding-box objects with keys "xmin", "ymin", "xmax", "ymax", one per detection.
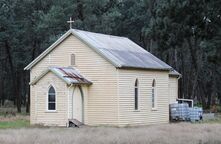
[
  {"xmin": 0, "ymin": 107, "xmax": 30, "ymax": 129},
  {"xmin": 0, "ymin": 123, "xmax": 221, "ymax": 144},
  {"xmin": 0, "ymin": 107, "xmax": 27, "ymax": 116},
  {"xmin": 0, "ymin": 120, "xmax": 29, "ymax": 129},
  {"xmin": 0, "ymin": 107, "xmax": 220, "ymax": 144},
  {"xmin": 202, "ymin": 114, "xmax": 221, "ymax": 124},
  {"xmin": 0, "ymin": 114, "xmax": 30, "ymax": 129}
]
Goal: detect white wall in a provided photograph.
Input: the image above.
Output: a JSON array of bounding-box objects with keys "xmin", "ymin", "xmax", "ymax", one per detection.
[
  {"xmin": 30, "ymin": 35, "xmax": 118, "ymax": 126},
  {"xmin": 117, "ymin": 69, "xmax": 170, "ymax": 126},
  {"xmin": 169, "ymin": 77, "xmax": 178, "ymax": 104},
  {"xmin": 32, "ymin": 72, "xmax": 68, "ymax": 126}
]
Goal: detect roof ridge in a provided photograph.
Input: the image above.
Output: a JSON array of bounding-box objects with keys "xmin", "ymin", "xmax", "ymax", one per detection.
[
  {"xmin": 24, "ymin": 28, "xmax": 175, "ymax": 72},
  {"xmin": 72, "ymin": 29, "xmax": 128, "ymax": 39}
]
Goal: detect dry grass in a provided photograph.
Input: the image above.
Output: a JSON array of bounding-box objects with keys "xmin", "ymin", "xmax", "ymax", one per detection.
[
  {"xmin": 0, "ymin": 123, "xmax": 220, "ymax": 144},
  {"xmin": 0, "ymin": 107, "xmax": 27, "ymax": 115},
  {"xmin": 0, "ymin": 115, "xmax": 29, "ymax": 122}
]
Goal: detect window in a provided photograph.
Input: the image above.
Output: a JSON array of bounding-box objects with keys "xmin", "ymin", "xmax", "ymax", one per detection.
[
  {"xmin": 71, "ymin": 54, "xmax": 75, "ymax": 65},
  {"xmin": 134, "ymin": 79, "xmax": 138, "ymax": 110},
  {"xmin": 152, "ymin": 79, "xmax": 156, "ymax": 108},
  {"xmin": 48, "ymin": 86, "xmax": 56, "ymax": 110}
]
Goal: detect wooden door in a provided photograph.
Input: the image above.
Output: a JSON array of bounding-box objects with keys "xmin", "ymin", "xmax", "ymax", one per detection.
[{"xmin": 73, "ymin": 87, "xmax": 83, "ymax": 122}]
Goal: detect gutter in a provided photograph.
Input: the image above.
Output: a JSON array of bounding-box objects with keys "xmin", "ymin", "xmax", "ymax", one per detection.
[{"xmin": 119, "ymin": 66, "xmax": 172, "ymax": 71}]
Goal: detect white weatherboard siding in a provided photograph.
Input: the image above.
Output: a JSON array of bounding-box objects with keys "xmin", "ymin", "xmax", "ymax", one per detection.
[
  {"xmin": 28, "ymin": 29, "xmax": 180, "ymax": 127},
  {"xmin": 33, "ymin": 72, "xmax": 68, "ymax": 126},
  {"xmin": 169, "ymin": 77, "xmax": 178, "ymax": 104},
  {"xmin": 117, "ymin": 69, "xmax": 170, "ymax": 126},
  {"xmin": 30, "ymin": 35, "xmax": 118, "ymax": 126},
  {"xmin": 30, "ymin": 85, "xmax": 36, "ymax": 124}
]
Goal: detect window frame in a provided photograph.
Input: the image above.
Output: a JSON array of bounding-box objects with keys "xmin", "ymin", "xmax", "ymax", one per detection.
[
  {"xmin": 151, "ymin": 79, "xmax": 157, "ymax": 110},
  {"xmin": 46, "ymin": 85, "xmax": 57, "ymax": 112},
  {"xmin": 134, "ymin": 78, "xmax": 139, "ymax": 111},
  {"xmin": 70, "ymin": 53, "xmax": 76, "ymax": 66}
]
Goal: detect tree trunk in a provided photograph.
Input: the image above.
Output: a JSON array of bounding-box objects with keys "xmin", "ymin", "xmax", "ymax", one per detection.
[
  {"xmin": 186, "ymin": 38, "xmax": 198, "ymax": 70},
  {"xmin": 174, "ymin": 48, "xmax": 178, "ymax": 69},
  {"xmin": 77, "ymin": 0, "xmax": 84, "ymax": 20},
  {"xmin": 180, "ymin": 48, "xmax": 185, "ymax": 98},
  {"xmin": 26, "ymin": 93, "xmax": 30, "ymax": 113},
  {"xmin": 4, "ymin": 40, "xmax": 21, "ymax": 113},
  {"xmin": 26, "ymin": 74, "xmax": 30, "ymax": 113},
  {"xmin": 16, "ymin": 72, "xmax": 21, "ymax": 113},
  {"xmin": 186, "ymin": 37, "xmax": 200, "ymax": 100},
  {"xmin": 1, "ymin": 77, "xmax": 4, "ymax": 106},
  {"xmin": 0, "ymin": 77, "xmax": 2, "ymax": 107},
  {"xmin": 199, "ymin": 84, "xmax": 207, "ymax": 109}
]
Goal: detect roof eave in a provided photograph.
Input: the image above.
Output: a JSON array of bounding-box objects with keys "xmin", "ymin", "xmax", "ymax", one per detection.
[
  {"xmin": 118, "ymin": 66, "xmax": 172, "ymax": 71},
  {"xmin": 24, "ymin": 30, "xmax": 73, "ymax": 70},
  {"xmin": 30, "ymin": 68, "xmax": 93, "ymax": 86},
  {"xmin": 29, "ymin": 69, "xmax": 50, "ymax": 85},
  {"xmin": 169, "ymin": 73, "xmax": 182, "ymax": 78},
  {"xmin": 24, "ymin": 28, "xmax": 175, "ymax": 71},
  {"xmin": 24, "ymin": 29, "xmax": 122, "ymax": 70}
]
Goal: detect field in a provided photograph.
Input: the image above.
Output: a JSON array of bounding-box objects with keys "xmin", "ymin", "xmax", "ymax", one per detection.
[
  {"xmin": 0, "ymin": 122, "xmax": 220, "ymax": 144},
  {"xmin": 0, "ymin": 108, "xmax": 29, "ymax": 129},
  {"xmin": 0, "ymin": 107, "xmax": 221, "ymax": 144}
]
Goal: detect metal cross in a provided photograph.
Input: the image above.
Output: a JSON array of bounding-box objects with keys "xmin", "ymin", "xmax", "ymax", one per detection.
[{"xmin": 67, "ymin": 17, "xmax": 75, "ymax": 29}]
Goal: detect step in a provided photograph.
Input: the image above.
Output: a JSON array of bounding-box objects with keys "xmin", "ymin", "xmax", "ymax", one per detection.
[{"xmin": 68, "ymin": 119, "xmax": 83, "ymax": 128}]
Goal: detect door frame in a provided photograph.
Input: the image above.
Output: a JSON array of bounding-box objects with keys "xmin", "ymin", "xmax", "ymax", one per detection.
[{"xmin": 71, "ymin": 85, "xmax": 84, "ymax": 123}]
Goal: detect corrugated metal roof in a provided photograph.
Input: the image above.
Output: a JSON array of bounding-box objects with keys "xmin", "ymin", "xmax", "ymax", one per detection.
[
  {"xmin": 30, "ymin": 67, "xmax": 92, "ymax": 85},
  {"xmin": 50, "ymin": 67, "xmax": 92, "ymax": 85},
  {"xmin": 73, "ymin": 29, "xmax": 172, "ymax": 70},
  {"xmin": 24, "ymin": 29, "xmax": 173, "ymax": 71}
]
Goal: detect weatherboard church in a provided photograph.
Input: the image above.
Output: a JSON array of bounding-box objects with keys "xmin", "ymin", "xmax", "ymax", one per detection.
[{"xmin": 24, "ymin": 19, "xmax": 180, "ymax": 126}]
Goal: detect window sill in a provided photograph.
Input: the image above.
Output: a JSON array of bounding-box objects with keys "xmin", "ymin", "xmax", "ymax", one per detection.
[
  {"xmin": 45, "ymin": 110, "xmax": 57, "ymax": 113},
  {"xmin": 151, "ymin": 108, "xmax": 158, "ymax": 111}
]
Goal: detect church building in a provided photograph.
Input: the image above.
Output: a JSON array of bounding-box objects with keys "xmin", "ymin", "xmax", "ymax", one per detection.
[{"xmin": 24, "ymin": 28, "xmax": 180, "ymax": 127}]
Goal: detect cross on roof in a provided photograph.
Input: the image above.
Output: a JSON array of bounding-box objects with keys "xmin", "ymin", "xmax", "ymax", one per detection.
[{"xmin": 67, "ymin": 17, "xmax": 75, "ymax": 29}]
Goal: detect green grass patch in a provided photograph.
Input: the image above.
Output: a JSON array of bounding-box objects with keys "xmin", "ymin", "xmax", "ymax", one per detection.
[
  {"xmin": 203, "ymin": 118, "xmax": 221, "ymax": 124},
  {"xmin": 0, "ymin": 120, "xmax": 30, "ymax": 129}
]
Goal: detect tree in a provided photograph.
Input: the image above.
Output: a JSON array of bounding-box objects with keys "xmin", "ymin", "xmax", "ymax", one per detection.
[{"xmin": 0, "ymin": 0, "xmax": 220, "ymax": 112}]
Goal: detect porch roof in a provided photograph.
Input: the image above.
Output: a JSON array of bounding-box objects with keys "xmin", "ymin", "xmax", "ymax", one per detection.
[{"xmin": 30, "ymin": 67, "xmax": 92, "ymax": 85}]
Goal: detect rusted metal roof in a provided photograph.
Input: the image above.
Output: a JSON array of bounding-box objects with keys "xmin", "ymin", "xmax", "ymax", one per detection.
[
  {"xmin": 50, "ymin": 67, "xmax": 92, "ymax": 85},
  {"xmin": 30, "ymin": 67, "xmax": 92, "ymax": 85}
]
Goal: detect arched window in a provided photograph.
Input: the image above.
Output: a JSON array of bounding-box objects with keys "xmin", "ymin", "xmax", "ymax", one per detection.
[
  {"xmin": 71, "ymin": 54, "xmax": 75, "ymax": 65},
  {"xmin": 134, "ymin": 79, "xmax": 139, "ymax": 110},
  {"xmin": 152, "ymin": 79, "xmax": 156, "ymax": 108},
  {"xmin": 48, "ymin": 86, "xmax": 56, "ymax": 110}
]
